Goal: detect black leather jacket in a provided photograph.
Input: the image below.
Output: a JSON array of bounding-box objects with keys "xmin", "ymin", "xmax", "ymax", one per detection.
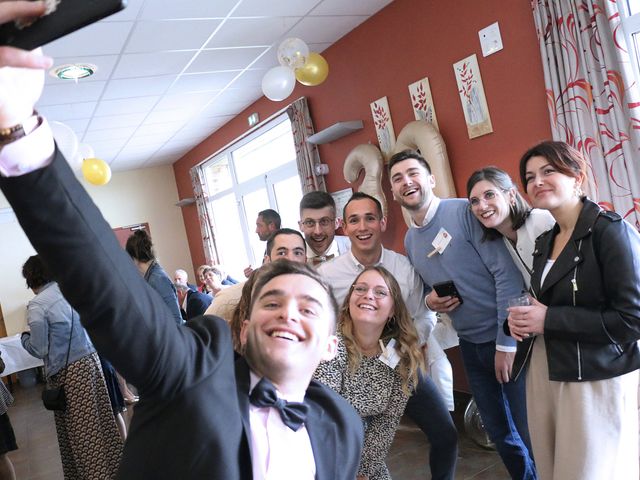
[{"xmin": 512, "ymin": 198, "xmax": 640, "ymax": 382}]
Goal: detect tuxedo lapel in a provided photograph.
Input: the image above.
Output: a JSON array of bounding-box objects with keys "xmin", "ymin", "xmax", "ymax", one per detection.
[
  {"xmin": 234, "ymin": 358, "xmax": 253, "ymax": 449},
  {"xmin": 306, "ymin": 400, "xmax": 336, "ymax": 480}
]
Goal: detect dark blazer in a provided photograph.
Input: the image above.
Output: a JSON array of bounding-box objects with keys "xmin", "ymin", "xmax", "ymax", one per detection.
[
  {"xmin": 185, "ymin": 289, "xmax": 212, "ymax": 320},
  {"xmin": 0, "ymin": 151, "xmax": 363, "ymax": 479},
  {"xmin": 512, "ymin": 198, "xmax": 640, "ymax": 382}
]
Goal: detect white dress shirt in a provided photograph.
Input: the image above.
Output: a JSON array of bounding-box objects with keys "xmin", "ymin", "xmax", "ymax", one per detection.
[
  {"xmin": 248, "ymin": 372, "xmax": 315, "ymax": 480},
  {"xmin": 317, "ymin": 247, "xmax": 436, "ymax": 343}
]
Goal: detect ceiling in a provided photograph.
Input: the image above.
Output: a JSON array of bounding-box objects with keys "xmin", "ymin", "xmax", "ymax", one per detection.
[{"xmin": 36, "ymin": 0, "xmax": 393, "ymax": 172}]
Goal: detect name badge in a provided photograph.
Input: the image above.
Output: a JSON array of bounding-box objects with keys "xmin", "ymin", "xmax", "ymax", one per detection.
[
  {"xmin": 428, "ymin": 228, "xmax": 452, "ymax": 257},
  {"xmin": 379, "ymin": 339, "xmax": 401, "ymax": 369}
]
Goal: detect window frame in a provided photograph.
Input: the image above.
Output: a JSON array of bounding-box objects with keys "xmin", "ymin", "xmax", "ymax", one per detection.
[
  {"xmin": 620, "ymin": 0, "xmax": 640, "ymax": 84},
  {"xmin": 199, "ymin": 112, "xmax": 301, "ymax": 276}
]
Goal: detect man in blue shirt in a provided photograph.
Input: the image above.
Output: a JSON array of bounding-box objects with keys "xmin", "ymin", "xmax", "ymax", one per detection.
[{"xmin": 389, "ymin": 150, "xmax": 536, "ymax": 480}]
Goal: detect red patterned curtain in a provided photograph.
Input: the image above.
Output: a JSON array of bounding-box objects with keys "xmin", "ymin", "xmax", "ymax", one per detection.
[
  {"xmin": 531, "ymin": 0, "xmax": 640, "ymax": 227},
  {"xmin": 189, "ymin": 166, "xmax": 218, "ymax": 265},
  {"xmin": 286, "ymin": 97, "xmax": 326, "ymax": 193}
]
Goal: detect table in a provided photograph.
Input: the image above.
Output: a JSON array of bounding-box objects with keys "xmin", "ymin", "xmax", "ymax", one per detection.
[{"xmin": 0, "ymin": 334, "xmax": 43, "ymax": 377}]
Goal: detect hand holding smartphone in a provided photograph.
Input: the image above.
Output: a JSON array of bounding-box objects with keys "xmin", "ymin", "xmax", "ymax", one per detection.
[
  {"xmin": 0, "ymin": 0, "xmax": 126, "ymax": 50},
  {"xmin": 432, "ymin": 280, "xmax": 464, "ymax": 305}
]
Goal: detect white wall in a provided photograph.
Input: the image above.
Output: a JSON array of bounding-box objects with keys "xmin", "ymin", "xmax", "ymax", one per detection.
[{"xmin": 0, "ymin": 164, "xmax": 193, "ymax": 335}]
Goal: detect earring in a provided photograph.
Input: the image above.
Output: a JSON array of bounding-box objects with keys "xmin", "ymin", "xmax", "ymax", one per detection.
[
  {"xmin": 574, "ymin": 184, "xmax": 583, "ymax": 197},
  {"xmin": 387, "ymin": 316, "xmax": 396, "ymax": 327}
]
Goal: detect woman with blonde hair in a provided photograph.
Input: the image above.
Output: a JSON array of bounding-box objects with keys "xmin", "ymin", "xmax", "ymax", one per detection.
[{"xmin": 315, "ymin": 266, "xmax": 425, "ymax": 480}]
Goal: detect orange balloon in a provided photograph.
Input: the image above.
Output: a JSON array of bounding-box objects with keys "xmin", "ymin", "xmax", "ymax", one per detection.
[
  {"xmin": 295, "ymin": 52, "xmax": 329, "ymax": 86},
  {"xmin": 82, "ymin": 158, "xmax": 112, "ymax": 186}
]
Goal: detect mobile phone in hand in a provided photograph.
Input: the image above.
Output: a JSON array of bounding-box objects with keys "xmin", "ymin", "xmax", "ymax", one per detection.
[
  {"xmin": 432, "ymin": 280, "xmax": 464, "ymax": 305},
  {"xmin": 0, "ymin": 0, "xmax": 126, "ymax": 51}
]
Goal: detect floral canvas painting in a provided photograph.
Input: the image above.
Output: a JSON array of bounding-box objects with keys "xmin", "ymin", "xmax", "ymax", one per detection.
[
  {"xmin": 370, "ymin": 96, "xmax": 396, "ymax": 158},
  {"xmin": 408, "ymin": 77, "xmax": 439, "ymax": 129},
  {"xmin": 453, "ymin": 54, "xmax": 493, "ymax": 138}
]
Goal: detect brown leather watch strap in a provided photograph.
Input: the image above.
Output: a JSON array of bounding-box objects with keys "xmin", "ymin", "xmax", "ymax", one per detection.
[{"xmin": 0, "ymin": 112, "xmax": 42, "ymax": 146}]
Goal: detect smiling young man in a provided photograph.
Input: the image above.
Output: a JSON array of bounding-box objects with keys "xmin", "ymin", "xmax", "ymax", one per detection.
[
  {"xmin": 299, "ymin": 191, "xmax": 351, "ymax": 266},
  {"xmin": 0, "ymin": 8, "xmax": 363, "ymax": 477},
  {"xmin": 388, "ymin": 150, "xmax": 537, "ymax": 480},
  {"xmin": 206, "ymin": 228, "xmax": 309, "ymax": 324},
  {"xmin": 317, "ymin": 192, "xmax": 459, "ymax": 480}
]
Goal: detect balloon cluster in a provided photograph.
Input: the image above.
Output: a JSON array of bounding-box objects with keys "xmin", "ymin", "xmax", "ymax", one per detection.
[
  {"xmin": 261, "ymin": 38, "xmax": 329, "ymax": 101},
  {"xmin": 50, "ymin": 121, "xmax": 112, "ymax": 186}
]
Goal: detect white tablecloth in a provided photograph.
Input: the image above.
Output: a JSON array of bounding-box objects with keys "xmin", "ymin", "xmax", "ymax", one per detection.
[{"xmin": 0, "ymin": 334, "xmax": 43, "ymax": 377}]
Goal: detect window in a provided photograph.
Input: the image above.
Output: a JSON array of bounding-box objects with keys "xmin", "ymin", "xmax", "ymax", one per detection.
[
  {"xmin": 201, "ymin": 114, "xmax": 303, "ymax": 278},
  {"xmin": 620, "ymin": 0, "xmax": 640, "ymax": 84}
]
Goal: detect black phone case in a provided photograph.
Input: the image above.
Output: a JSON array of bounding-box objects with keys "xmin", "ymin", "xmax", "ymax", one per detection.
[
  {"xmin": 432, "ymin": 281, "xmax": 464, "ymax": 304},
  {"xmin": 0, "ymin": 0, "xmax": 126, "ymax": 50}
]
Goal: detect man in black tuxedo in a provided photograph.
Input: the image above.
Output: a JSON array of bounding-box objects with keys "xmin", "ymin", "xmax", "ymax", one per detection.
[{"xmin": 0, "ymin": 4, "xmax": 363, "ymax": 478}]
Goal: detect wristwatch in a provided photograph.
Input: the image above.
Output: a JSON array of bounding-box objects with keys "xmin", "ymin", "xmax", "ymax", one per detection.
[{"xmin": 0, "ymin": 112, "xmax": 42, "ymax": 147}]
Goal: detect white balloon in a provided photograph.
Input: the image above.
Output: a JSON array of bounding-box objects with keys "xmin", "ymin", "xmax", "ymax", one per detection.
[
  {"xmin": 261, "ymin": 66, "xmax": 296, "ymax": 101},
  {"xmin": 50, "ymin": 121, "xmax": 79, "ymax": 163},
  {"xmin": 277, "ymin": 37, "xmax": 309, "ymax": 69},
  {"xmin": 78, "ymin": 143, "xmax": 95, "ymax": 159},
  {"xmin": 67, "ymin": 153, "xmax": 83, "ymax": 172}
]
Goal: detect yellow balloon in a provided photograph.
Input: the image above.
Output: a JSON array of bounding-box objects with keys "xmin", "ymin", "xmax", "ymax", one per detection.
[
  {"xmin": 82, "ymin": 158, "xmax": 112, "ymax": 186},
  {"xmin": 295, "ymin": 52, "xmax": 329, "ymax": 86}
]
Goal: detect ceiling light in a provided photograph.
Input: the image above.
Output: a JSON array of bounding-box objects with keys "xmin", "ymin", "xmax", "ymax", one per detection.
[{"xmin": 49, "ymin": 63, "xmax": 97, "ymax": 80}]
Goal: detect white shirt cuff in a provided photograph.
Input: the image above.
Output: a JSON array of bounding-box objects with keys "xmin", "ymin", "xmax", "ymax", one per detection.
[
  {"xmin": 0, "ymin": 118, "xmax": 54, "ymax": 177},
  {"xmin": 496, "ymin": 345, "xmax": 517, "ymax": 353}
]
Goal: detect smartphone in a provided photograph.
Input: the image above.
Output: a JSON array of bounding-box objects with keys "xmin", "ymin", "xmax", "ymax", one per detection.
[
  {"xmin": 0, "ymin": 0, "xmax": 127, "ymax": 51},
  {"xmin": 432, "ymin": 280, "xmax": 464, "ymax": 305}
]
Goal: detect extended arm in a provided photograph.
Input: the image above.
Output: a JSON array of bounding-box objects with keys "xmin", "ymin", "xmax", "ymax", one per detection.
[
  {"xmin": 0, "ymin": 46, "xmax": 229, "ymax": 398},
  {"xmin": 21, "ymin": 303, "xmax": 48, "ymax": 359}
]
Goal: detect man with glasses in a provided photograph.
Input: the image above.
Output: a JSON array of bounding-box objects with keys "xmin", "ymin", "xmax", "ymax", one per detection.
[
  {"xmin": 317, "ymin": 192, "xmax": 458, "ymax": 480},
  {"xmin": 298, "ymin": 191, "xmax": 350, "ymax": 266}
]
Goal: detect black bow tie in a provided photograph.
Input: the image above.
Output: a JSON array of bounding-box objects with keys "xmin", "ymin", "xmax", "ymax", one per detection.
[{"xmin": 249, "ymin": 377, "xmax": 309, "ymax": 431}]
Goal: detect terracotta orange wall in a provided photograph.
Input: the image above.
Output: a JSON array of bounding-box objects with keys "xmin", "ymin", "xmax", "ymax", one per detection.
[{"xmin": 174, "ymin": 0, "xmax": 552, "ymax": 267}]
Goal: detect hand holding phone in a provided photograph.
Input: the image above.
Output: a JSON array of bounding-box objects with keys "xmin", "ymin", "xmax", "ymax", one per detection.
[
  {"xmin": 426, "ymin": 280, "xmax": 463, "ymax": 313},
  {"xmin": 0, "ymin": 0, "xmax": 126, "ymax": 51},
  {"xmin": 432, "ymin": 280, "xmax": 463, "ymax": 304}
]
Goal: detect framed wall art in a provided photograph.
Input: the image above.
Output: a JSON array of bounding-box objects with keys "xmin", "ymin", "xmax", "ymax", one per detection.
[
  {"xmin": 370, "ymin": 96, "xmax": 396, "ymax": 158},
  {"xmin": 453, "ymin": 54, "xmax": 493, "ymax": 139},
  {"xmin": 408, "ymin": 77, "xmax": 439, "ymax": 129}
]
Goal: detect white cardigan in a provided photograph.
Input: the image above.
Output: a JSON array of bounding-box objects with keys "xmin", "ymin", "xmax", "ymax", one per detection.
[{"xmin": 503, "ymin": 208, "xmax": 556, "ymax": 288}]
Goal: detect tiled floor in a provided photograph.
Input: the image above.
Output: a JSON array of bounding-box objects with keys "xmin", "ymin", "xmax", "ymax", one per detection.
[
  {"xmin": 5, "ymin": 382, "xmax": 509, "ymax": 479},
  {"xmin": 388, "ymin": 393, "xmax": 509, "ymax": 479}
]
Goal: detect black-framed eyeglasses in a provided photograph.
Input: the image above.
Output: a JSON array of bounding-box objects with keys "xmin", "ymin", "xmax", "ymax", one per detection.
[
  {"xmin": 301, "ymin": 217, "xmax": 335, "ymax": 228},
  {"xmin": 352, "ymin": 283, "xmax": 389, "ymax": 299}
]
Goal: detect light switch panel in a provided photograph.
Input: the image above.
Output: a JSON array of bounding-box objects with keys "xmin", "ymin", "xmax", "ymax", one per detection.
[{"xmin": 479, "ymin": 22, "xmax": 503, "ymax": 57}]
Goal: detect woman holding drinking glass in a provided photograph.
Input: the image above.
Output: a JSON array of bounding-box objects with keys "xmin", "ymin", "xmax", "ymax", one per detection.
[
  {"xmin": 507, "ymin": 141, "xmax": 640, "ymax": 480},
  {"xmin": 314, "ymin": 266, "xmax": 424, "ymax": 480}
]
